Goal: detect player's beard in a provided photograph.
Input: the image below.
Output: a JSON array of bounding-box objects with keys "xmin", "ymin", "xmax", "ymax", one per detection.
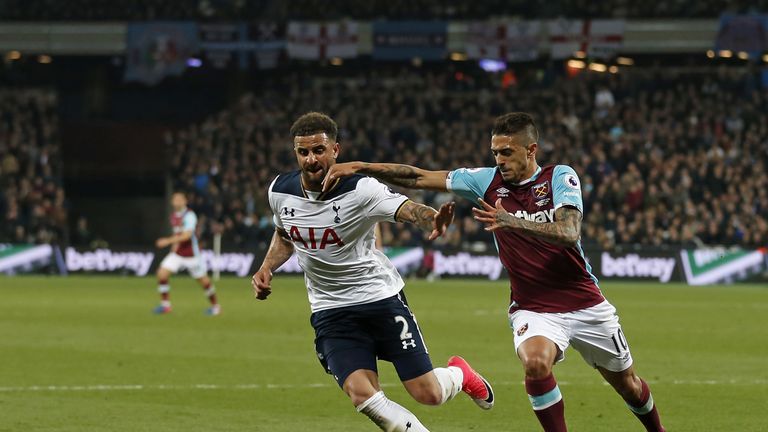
[{"xmin": 302, "ymin": 165, "xmax": 325, "ymax": 189}]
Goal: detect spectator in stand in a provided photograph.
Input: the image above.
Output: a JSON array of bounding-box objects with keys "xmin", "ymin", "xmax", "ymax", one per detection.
[
  {"xmin": 0, "ymin": 89, "xmax": 67, "ymax": 245},
  {"xmin": 167, "ymin": 65, "xmax": 767, "ymax": 252}
]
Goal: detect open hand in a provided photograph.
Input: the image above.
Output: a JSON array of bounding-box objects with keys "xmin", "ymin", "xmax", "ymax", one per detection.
[
  {"xmin": 428, "ymin": 202, "xmax": 455, "ymax": 240},
  {"xmin": 472, "ymin": 198, "xmax": 515, "ymax": 232}
]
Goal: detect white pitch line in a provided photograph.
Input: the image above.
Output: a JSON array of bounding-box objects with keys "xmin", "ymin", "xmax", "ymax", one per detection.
[{"xmin": 0, "ymin": 379, "xmax": 765, "ymax": 393}]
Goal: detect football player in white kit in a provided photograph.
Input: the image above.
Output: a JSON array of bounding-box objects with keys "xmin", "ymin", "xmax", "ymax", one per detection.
[{"xmin": 251, "ymin": 113, "xmax": 494, "ymax": 431}]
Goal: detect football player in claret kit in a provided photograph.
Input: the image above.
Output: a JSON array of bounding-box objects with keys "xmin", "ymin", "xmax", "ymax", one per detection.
[
  {"xmin": 153, "ymin": 192, "xmax": 220, "ymax": 316},
  {"xmin": 251, "ymin": 112, "xmax": 494, "ymax": 432},
  {"xmin": 322, "ymin": 112, "xmax": 666, "ymax": 432}
]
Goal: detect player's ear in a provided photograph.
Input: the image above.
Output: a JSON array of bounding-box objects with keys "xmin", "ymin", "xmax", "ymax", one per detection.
[
  {"xmin": 527, "ymin": 142, "xmax": 537, "ymax": 158},
  {"xmin": 333, "ymin": 142, "xmax": 340, "ymax": 158}
]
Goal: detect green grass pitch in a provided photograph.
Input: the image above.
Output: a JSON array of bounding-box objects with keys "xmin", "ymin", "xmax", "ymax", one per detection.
[{"xmin": 1, "ymin": 276, "xmax": 766, "ymax": 431}]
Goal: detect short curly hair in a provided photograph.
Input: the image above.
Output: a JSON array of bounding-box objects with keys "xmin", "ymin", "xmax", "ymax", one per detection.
[{"xmin": 290, "ymin": 112, "xmax": 338, "ymax": 141}]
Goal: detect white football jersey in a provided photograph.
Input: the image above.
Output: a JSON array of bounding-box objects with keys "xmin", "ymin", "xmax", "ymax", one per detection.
[{"xmin": 268, "ymin": 171, "xmax": 410, "ymax": 312}]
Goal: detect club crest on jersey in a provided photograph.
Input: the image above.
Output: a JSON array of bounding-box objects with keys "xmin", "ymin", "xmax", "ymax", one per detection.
[
  {"xmin": 332, "ymin": 202, "xmax": 341, "ymax": 223},
  {"xmin": 496, "ymin": 187, "xmax": 510, "ymax": 197},
  {"xmin": 282, "ymin": 207, "xmax": 295, "ymax": 217},
  {"xmin": 517, "ymin": 323, "xmax": 529, "ymax": 336},
  {"xmin": 532, "ymin": 181, "xmax": 549, "ymax": 199}
]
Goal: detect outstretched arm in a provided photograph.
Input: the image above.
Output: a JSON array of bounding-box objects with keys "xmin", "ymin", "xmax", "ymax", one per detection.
[
  {"xmin": 251, "ymin": 227, "xmax": 295, "ymax": 300},
  {"xmin": 472, "ymin": 198, "xmax": 582, "ymax": 247},
  {"xmin": 155, "ymin": 230, "xmax": 193, "ymax": 248},
  {"xmin": 395, "ymin": 200, "xmax": 456, "ymax": 241},
  {"xmin": 323, "ymin": 162, "xmax": 450, "ymax": 191}
]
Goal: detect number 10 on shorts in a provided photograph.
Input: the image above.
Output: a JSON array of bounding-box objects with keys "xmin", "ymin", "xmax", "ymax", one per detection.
[
  {"xmin": 611, "ymin": 329, "xmax": 628, "ymax": 354},
  {"xmin": 395, "ymin": 316, "xmax": 416, "ymax": 349}
]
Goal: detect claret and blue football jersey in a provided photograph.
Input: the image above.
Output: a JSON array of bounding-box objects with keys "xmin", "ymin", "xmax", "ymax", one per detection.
[{"xmin": 447, "ymin": 165, "xmax": 604, "ymax": 313}]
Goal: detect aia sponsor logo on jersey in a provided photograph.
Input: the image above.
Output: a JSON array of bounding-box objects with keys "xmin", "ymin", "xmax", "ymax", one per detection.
[
  {"xmin": 288, "ymin": 226, "xmax": 344, "ymax": 249},
  {"xmin": 516, "ymin": 323, "xmax": 529, "ymax": 336},
  {"xmin": 532, "ymin": 181, "xmax": 549, "ymax": 198}
]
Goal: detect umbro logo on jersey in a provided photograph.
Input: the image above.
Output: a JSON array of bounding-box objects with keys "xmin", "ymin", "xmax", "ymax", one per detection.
[
  {"xmin": 282, "ymin": 207, "xmax": 295, "ymax": 217},
  {"xmin": 496, "ymin": 187, "xmax": 510, "ymax": 197},
  {"xmin": 332, "ymin": 202, "xmax": 341, "ymax": 223}
]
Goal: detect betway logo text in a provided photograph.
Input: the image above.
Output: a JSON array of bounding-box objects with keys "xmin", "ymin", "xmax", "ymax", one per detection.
[
  {"xmin": 601, "ymin": 252, "xmax": 676, "ymax": 283},
  {"xmin": 200, "ymin": 250, "xmax": 254, "ymax": 277},
  {"xmin": 66, "ymin": 248, "xmax": 154, "ymax": 276},
  {"xmin": 434, "ymin": 252, "xmax": 505, "ymax": 280},
  {"xmin": 511, "ymin": 209, "xmax": 555, "ymax": 223}
]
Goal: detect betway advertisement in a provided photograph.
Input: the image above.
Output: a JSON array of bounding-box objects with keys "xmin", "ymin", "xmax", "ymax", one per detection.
[
  {"xmin": 0, "ymin": 243, "xmax": 54, "ymax": 275},
  {"xmin": 2, "ymin": 244, "xmax": 766, "ymax": 285},
  {"xmin": 61, "ymin": 247, "xmax": 255, "ymax": 277},
  {"xmin": 680, "ymin": 248, "xmax": 767, "ymax": 285}
]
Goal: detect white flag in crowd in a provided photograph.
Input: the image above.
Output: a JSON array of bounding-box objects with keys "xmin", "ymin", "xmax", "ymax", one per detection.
[
  {"xmin": 465, "ymin": 21, "xmax": 541, "ymax": 62},
  {"xmin": 548, "ymin": 19, "xmax": 625, "ymax": 59},
  {"xmin": 287, "ymin": 21, "xmax": 359, "ymax": 60}
]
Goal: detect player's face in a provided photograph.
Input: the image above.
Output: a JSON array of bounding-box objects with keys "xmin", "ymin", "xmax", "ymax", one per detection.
[
  {"xmin": 294, "ymin": 133, "xmax": 339, "ymax": 189},
  {"xmin": 171, "ymin": 193, "xmax": 187, "ymax": 211},
  {"xmin": 491, "ymin": 134, "xmax": 537, "ymax": 183}
]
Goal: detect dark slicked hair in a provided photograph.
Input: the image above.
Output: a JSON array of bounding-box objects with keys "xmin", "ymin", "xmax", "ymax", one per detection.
[
  {"xmin": 290, "ymin": 112, "xmax": 338, "ymax": 141},
  {"xmin": 491, "ymin": 112, "xmax": 539, "ymax": 145}
]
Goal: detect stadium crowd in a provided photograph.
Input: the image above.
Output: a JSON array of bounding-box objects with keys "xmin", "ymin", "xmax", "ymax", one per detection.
[
  {"xmin": 168, "ymin": 65, "xmax": 768, "ymax": 252},
  {"xmin": 0, "ymin": 0, "xmax": 762, "ymax": 20},
  {"xmin": 0, "ymin": 89, "xmax": 68, "ymax": 245}
]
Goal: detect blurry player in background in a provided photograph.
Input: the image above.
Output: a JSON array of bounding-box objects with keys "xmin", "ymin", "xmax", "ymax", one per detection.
[
  {"xmin": 252, "ymin": 112, "xmax": 493, "ymax": 432},
  {"xmin": 154, "ymin": 192, "xmax": 220, "ymax": 316},
  {"xmin": 323, "ymin": 112, "xmax": 665, "ymax": 432}
]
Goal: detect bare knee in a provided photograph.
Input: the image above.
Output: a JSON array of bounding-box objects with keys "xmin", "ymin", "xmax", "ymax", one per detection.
[
  {"xmin": 617, "ymin": 374, "xmax": 644, "ymax": 404},
  {"xmin": 403, "ymin": 373, "xmax": 443, "ymax": 406},
  {"xmin": 343, "ymin": 371, "xmax": 380, "ymax": 407},
  {"xmin": 410, "ymin": 385, "xmax": 442, "ymax": 406},
  {"xmin": 346, "ymin": 383, "xmax": 377, "ymax": 407},
  {"xmin": 157, "ymin": 268, "xmax": 170, "ymax": 282},
  {"xmin": 522, "ymin": 355, "xmax": 553, "ymax": 379},
  {"xmin": 601, "ymin": 367, "xmax": 644, "ymax": 404},
  {"xmin": 517, "ymin": 336, "xmax": 558, "ymax": 379}
]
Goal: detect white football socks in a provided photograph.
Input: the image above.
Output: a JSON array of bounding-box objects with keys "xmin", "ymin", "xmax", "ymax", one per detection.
[
  {"xmin": 432, "ymin": 366, "xmax": 464, "ymax": 405},
  {"xmin": 357, "ymin": 391, "xmax": 430, "ymax": 432}
]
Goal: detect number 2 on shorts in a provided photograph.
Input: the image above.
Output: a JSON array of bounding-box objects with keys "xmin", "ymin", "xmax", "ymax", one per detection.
[{"xmin": 394, "ymin": 315, "xmax": 413, "ymax": 340}]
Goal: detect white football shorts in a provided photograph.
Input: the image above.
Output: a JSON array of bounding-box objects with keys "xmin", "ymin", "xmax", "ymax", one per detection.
[
  {"xmin": 509, "ymin": 300, "xmax": 633, "ymax": 372},
  {"xmin": 160, "ymin": 252, "xmax": 208, "ymax": 279}
]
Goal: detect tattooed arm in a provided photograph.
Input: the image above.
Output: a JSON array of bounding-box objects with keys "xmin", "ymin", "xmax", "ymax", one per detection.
[
  {"xmin": 323, "ymin": 162, "xmax": 450, "ymax": 191},
  {"xmin": 473, "ymin": 199, "xmax": 582, "ymax": 247},
  {"xmin": 395, "ymin": 200, "xmax": 456, "ymax": 241}
]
